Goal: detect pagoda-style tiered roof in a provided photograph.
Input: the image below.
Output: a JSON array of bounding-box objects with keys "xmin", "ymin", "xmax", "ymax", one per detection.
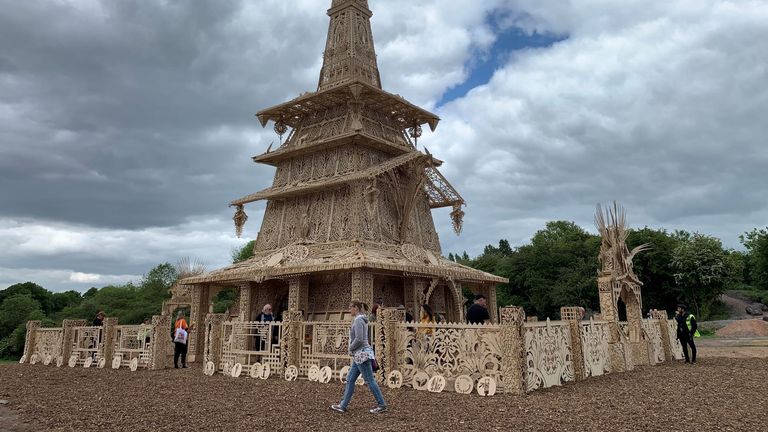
[
  {"xmin": 180, "ymin": 0, "xmax": 507, "ymax": 288},
  {"xmin": 182, "ymin": 242, "xmax": 506, "ymax": 285}
]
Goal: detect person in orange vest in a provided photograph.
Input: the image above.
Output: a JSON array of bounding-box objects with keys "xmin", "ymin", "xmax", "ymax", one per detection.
[
  {"xmin": 172, "ymin": 311, "xmax": 190, "ymax": 368},
  {"xmin": 675, "ymin": 304, "xmax": 699, "ymax": 364}
]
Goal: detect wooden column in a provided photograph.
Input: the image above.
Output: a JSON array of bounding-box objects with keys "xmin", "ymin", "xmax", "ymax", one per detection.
[
  {"xmin": 101, "ymin": 317, "xmax": 118, "ymax": 365},
  {"xmin": 238, "ymin": 283, "xmax": 253, "ymax": 321},
  {"xmin": 350, "ymin": 269, "xmax": 373, "ymax": 307},
  {"xmin": 487, "ymin": 284, "xmax": 499, "ymax": 323},
  {"xmin": 149, "ymin": 314, "xmax": 171, "ymax": 370},
  {"xmin": 653, "ymin": 310, "xmax": 674, "ymax": 363},
  {"xmin": 288, "ymin": 276, "xmax": 309, "ymax": 311},
  {"xmin": 189, "ymin": 284, "xmax": 209, "ymax": 362},
  {"xmin": 409, "ymin": 278, "xmax": 426, "ymax": 321},
  {"xmin": 203, "ymin": 313, "xmax": 227, "ymax": 369},
  {"xmin": 499, "ymin": 307, "xmax": 526, "ymax": 395},
  {"xmin": 561, "ymin": 306, "xmax": 586, "ymax": 381},
  {"xmin": 377, "ymin": 307, "xmax": 405, "ymax": 379},
  {"xmin": 61, "ymin": 319, "xmax": 85, "ymax": 364},
  {"xmin": 280, "ymin": 309, "xmax": 303, "ymax": 368}
]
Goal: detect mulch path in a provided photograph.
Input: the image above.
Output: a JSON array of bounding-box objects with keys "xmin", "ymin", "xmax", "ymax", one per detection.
[{"xmin": 1, "ymin": 358, "xmax": 766, "ymax": 432}]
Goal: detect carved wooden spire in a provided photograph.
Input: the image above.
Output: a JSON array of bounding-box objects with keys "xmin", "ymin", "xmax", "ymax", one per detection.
[{"xmin": 318, "ymin": 0, "xmax": 381, "ymax": 91}]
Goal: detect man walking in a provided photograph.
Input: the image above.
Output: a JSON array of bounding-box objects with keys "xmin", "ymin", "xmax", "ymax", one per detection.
[{"xmin": 675, "ymin": 304, "xmax": 699, "ymax": 364}]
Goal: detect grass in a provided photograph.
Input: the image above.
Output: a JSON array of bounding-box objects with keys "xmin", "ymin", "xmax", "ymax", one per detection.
[{"xmin": 0, "ymin": 358, "xmax": 19, "ymax": 365}]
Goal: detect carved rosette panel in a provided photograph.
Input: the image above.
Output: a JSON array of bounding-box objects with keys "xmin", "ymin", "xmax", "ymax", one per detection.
[
  {"xmin": 642, "ymin": 319, "xmax": 665, "ymax": 364},
  {"xmin": 666, "ymin": 319, "xmax": 684, "ymax": 360},
  {"xmin": 396, "ymin": 323, "xmax": 503, "ymax": 390},
  {"xmin": 580, "ymin": 321, "xmax": 610, "ymax": 377},
  {"xmin": 524, "ymin": 321, "xmax": 574, "ymax": 391}
]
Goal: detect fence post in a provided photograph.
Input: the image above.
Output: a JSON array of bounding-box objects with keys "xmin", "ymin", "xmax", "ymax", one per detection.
[
  {"xmin": 203, "ymin": 313, "xmax": 227, "ymax": 370},
  {"xmin": 561, "ymin": 307, "xmax": 586, "ymax": 381},
  {"xmin": 280, "ymin": 309, "xmax": 303, "ymax": 368},
  {"xmin": 377, "ymin": 307, "xmax": 405, "ymax": 379},
  {"xmin": 61, "ymin": 319, "xmax": 85, "ymax": 364},
  {"xmin": 499, "ymin": 307, "xmax": 526, "ymax": 395},
  {"xmin": 148, "ymin": 314, "xmax": 171, "ymax": 370},
  {"xmin": 652, "ymin": 310, "xmax": 673, "ymax": 363},
  {"xmin": 101, "ymin": 317, "xmax": 118, "ymax": 365},
  {"xmin": 21, "ymin": 320, "xmax": 41, "ymax": 363}
]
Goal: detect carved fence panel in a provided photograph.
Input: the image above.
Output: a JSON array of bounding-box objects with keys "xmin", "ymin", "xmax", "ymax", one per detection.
[
  {"xmin": 113, "ymin": 325, "xmax": 153, "ymax": 369},
  {"xmin": 666, "ymin": 319, "xmax": 684, "ymax": 360},
  {"xmin": 580, "ymin": 320, "xmax": 610, "ymax": 378},
  {"xmin": 32, "ymin": 328, "xmax": 63, "ymax": 365},
  {"xmin": 69, "ymin": 326, "xmax": 103, "ymax": 366},
  {"xmin": 642, "ymin": 320, "xmax": 665, "ymax": 364},
  {"xmin": 298, "ymin": 321, "xmax": 353, "ymax": 378},
  {"xmin": 220, "ymin": 321, "xmax": 283, "ymax": 376},
  {"xmin": 524, "ymin": 320, "xmax": 574, "ymax": 391},
  {"xmin": 395, "ymin": 322, "xmax": 503, "ymax": 391}
]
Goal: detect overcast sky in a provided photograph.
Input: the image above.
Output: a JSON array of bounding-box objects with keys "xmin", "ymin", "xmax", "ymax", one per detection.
[{"xmin": 1, "ymin": 0, "xmax": 766, "ymax": 292}]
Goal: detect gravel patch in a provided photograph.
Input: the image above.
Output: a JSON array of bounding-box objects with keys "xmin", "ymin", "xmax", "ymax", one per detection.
[
  {"xmin": 716, "ymin": 320, "xmax": 768, "ymax": 338},
  {"xmin": 0, "ymin": 358, "xmax": 765, "ymax": 432}
]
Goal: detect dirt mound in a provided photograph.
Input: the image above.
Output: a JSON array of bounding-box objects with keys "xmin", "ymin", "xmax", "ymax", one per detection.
[{"xmin": 715, "ymin": 319, "xmax": 768, "ymax": 338}]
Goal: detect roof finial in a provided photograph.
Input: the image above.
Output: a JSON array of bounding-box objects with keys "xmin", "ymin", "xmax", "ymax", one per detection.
[{"xmin": 318, "ymin": 0, "xmax": 380, "ymax": 91}]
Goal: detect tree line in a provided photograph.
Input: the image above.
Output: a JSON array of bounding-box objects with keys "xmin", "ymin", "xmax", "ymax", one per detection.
[
  {"xmin": 450, "ymin": 222, "xmax": 768, "ymax": 321},
  {"xmin": 0, "ymin": 264, "xmax": 178, "ymax": 359}
]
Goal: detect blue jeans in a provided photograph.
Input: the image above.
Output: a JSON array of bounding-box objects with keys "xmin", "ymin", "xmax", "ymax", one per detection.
[{"xmin": 339, "ymin": 359, "xmax": 386, "ymax": 409}]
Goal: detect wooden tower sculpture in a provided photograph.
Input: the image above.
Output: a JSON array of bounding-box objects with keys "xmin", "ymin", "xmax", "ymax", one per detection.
[
  {"xmin": 181, "ymin": 0, "xmax": 506, "ymax": 360},
  {"xmin": 595, "ymin": 202, "xmax": 651, "ymax": 370}
]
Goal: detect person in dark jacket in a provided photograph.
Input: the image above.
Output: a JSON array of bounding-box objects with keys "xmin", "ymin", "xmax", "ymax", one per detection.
[
  {"xmin": 675, "ymin": 304, "xmax": 699, "ymax": 364},
  {"xmin": 93, "ymin": 311, "xmax": 105, "ymax": 327},
  {"xmin": 466, "ymin": 294, "xmax": 491, "ymax": 324}
]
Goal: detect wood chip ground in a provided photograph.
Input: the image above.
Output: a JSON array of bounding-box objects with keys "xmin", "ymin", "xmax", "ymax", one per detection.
[{"xmin": 0, "ymin": 358, "xmax": 765, "ymax": 432}]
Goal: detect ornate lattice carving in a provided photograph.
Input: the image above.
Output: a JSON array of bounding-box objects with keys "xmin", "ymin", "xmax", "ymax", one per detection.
[
  {"xmin": 642, "ymin": 319, "xmax": 665, "ymax": 364},
  {"xmin": 580, "ymin": 320, "xmax": 610, "ymax": 377},
  {"xmin": 33, "ymin": 328, "xmax": 63, "ymax": 362},
  {"xmin": 220, "ymin": 321, "xmax": 284, "ymax": 376},
  {"xmin": 666, "ymin": 319, "xmax": 684, "ymax": 360},
  {"xmin": 396, "ymin": 322, "xmax": 503, "ymax": 390},
  {"xmin": 524, "ymin": 320, "xmax": 574, "ymax": 391}
]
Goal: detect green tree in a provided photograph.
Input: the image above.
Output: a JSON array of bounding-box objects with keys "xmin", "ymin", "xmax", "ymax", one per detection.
[
  {"xmin": 140, "ymin": 263, "xmax": 177, "ymax": 303},
  {"xmin": 0, "ymin": 282, "xmax": 53, "ymax": 315},
  {"xmin": 232, "ymin": 240, "xmax": 256, "ymax": 263},
  {"xmin": 671, "ymin": 233, "xmax": 729, "ymax": 318},
  {"xmin": 626, "ymin": 228, "xmax": 681, "ymax": 313},
  {"xmin": 0, "ymin": 294, "xmax": 43, "ymax": 336},
  {"xmin": 740, "ymin": 227, "xmax": 768, "ymax": 290},
  {"xmin": 489, "ymin": 221, "xmax": 600, "ymax": 318}
]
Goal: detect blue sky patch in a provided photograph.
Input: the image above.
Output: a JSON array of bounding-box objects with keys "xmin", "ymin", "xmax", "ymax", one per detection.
[{"xmin": 438, "ymin": 24, "xmax": 567, "ymax": 106}]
